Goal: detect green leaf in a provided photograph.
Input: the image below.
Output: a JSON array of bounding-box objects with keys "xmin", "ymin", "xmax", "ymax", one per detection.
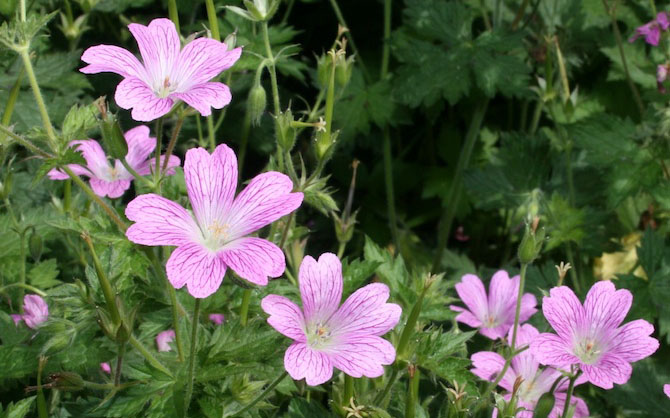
[
  {"xmin": 28, "ymin": 258, "xmax": 61, "ymax": 289},
  {"xmin": 606, "ymin": 359, "xmax": 670, "ymax": 417},
  {"xmin": 284, "ymin": 398, "xmax": 337, "ymax": 418},
  {"xmin": 637, "ymin": 228, "xmax": 666, "ymax": 278},
  {"xmin": 61, "ymin": 103, "xmax": 99, "ymax": 144},
  {"xmin": 3, "ymin": 396, "xmax": 35, "ymax": 418}
]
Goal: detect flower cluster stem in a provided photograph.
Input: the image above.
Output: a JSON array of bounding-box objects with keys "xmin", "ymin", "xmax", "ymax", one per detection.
[
  {"xmin": 561, "ymin": 370, "xmax": 582, "ymax": 418},
  {"xmin": 343, "ymin": 374, "xmax": 355, "ymax": 411},
  {"xmin": 261, "ymin": 22, "xmax": 281, "ymax": 117},
  {"xmin": 405, "ymin": 367, "xmax": 420, "ymax": 418},
  {"xmin": 204, "ymin": 0, "xmax": 220, "ymax": 41},
  {"xmin": 510, "ymin": 263, "xmax": 528, "ymax": 350},
  {"xmin": 227, "ymin": 372, "xmax": 288, "ymax": 417},
  {"xmin": 374, "ymin": 368, "xmax": 399, "ymax": 405},
  {"xmin": 184, "ymin": 298, "xmax": 201, "ymax": 416},
  {"xmin": 18, "ymin": 229, "xmax": 27, "ymax": 311},
  {"xmin": 168, "ymin": 0, "xmax": 180, "ymax": 34},
  {"xmin": 382, "ymin": 127, "xmax": 398, "ymax": 252},
  {"xmin": 0, "ymin": 125, "xmax": 53, "ymax": 158},
  {"xmin": 162, "ymin": 114, "xmax": 185, "ymax": 176},
  {"xmin": 431, "ymin": 99, "xmax": 489, "ymax": 272},
  {"xmin": 240, "ymin": 289, "xmax": 252, "ymax": 326},
  {"xmin": 19, "ymin": 50, "xmax": 58, "ymax": 149}
]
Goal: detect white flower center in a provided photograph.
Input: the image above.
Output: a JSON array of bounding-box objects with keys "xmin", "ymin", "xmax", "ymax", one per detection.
[
  {"xmin": 156, "ymin": 76, "xmax": 174, "ymax": 98},
  {"xmin": 307, "ymin": 323, "xmax": 332, "ymax": 349},
  {"xmin": 203, "ymin": 220, "xmax": 232, "ymax": 251},
  {"xmin": 573, "ymin": 339, "xmax": 602, "ymax": 365}
]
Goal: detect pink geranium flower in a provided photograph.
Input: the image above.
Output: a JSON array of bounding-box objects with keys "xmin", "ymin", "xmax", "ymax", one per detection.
[
  {"xmin": 156, "ymin": 330, "xmax": 176, "ymax": 352},
  {"xmin": 209, "ymin": 313, "xmax": 225, "ymax": 325},
  {"xmin": 664, "ymin": 384, "xmax": 670, "ymax": 398},
  {"xmin": 125, "ymin": 144, "xmax": 303, "ymax": 298},
  {"xmin": 629, "ymin": 12, "xmax": 670, "ymax": 46},
  {"xmin": 530, "ymin": 281, "xmax": 659, "ymax": 390},
  {"xmin": 23, "ymin": 294, "xmax": 48, "ymax": 329},
  {"xmin": 472, "ymin": 324, "xmax": 589, "ymax": 418},
  {"xmin": 48, "ymin": 126, "xmax": 180, "ymax": 198},
  {"xmin": 261, "ymin": 253, "xmax": 402, "ymax": 386},
  {"xmin": 450, "ymin": 271, "xmax": 537, "ymax": 340},
  {"xmin": 100, "ymin": 362, "xmax": 112, "ymax": 374},
  {"xmin": 80, "ymin": 18, "xmax": 241, "ymax": 121},
  {"xmin": 10, "ymin": 314, "xmax": 22, "ymax": 326}
]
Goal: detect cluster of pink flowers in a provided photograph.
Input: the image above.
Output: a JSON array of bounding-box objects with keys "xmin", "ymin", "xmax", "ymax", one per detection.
[
  {"xmin": 11, "ymin": 295, "xmax": 48, "ymax": 329},
  {"xmin": 452, "ymin": 271, "xmax": 659, "ymax": 417},
  {"xmin": 629, "ymin": 12, "xmax": 670, "ymax": 93}
]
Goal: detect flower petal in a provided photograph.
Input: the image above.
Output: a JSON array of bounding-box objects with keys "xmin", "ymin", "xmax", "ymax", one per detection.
[
  {"xmin": 329, "ymin": 336, "xmax": 395, "ymax": 378},
  {"xmin": 471, "ymin": 351, "xmax": 516, "ymax": 392},
  {"xmin": 80, "ymin": 45, "xmax": 146, "ymax": 79},
  {"xmin": 450, "ymin": 305, "xmax": 483, "ymax": 328},
  {"xmin": 261, "ymin": 294, "xmax": 306, "ymax": 342},
  {"xmin": 519, "ymin": 292, "xmax": 538, "ymax": 323},
  {"xmin": 454, "ymin": 274, "xmax": 488, "ymax": 322},
  {"xmin": 128, "ymin": 18, "xmax": 180, "ymax": 85},
  {"xmin": 70, "ymin": 140, "xmax": 110, "ymax": 179},
  {"xmin": 48, "ymin": 165, "xmax": 89, "ymax": 180},
  {"xmin": 219, "ymin": 237, "xmax": 285, "ymax": 286},
  {"xmin": 487, "ymin": 270, "xmax": 516, "ymax": 319},
  {"xmin": 530, "ymin": 333, "xmax": 579, "ymax": 368},
  {"xmin": 582, "ymin": 354, "xmax": 632, "ymax": 389},
  {"xmin": 658, "ymin": 12, "xmax": 670, "ymax": 30},
  {"xmin": 126, "ymin": 193, "xmax": 199, "ymax": 246},
  {"xmin": 584, "ymin": 280, "xmax": 632, "ymax": 333},
  {"xmin": 173, "ymin": 40, "xmax": 241, "ymax": 89},
  {"xmin": 664, "ymin": 384, "xmax": 670, "ymax": 398},
  {"xmin": 171, "ymin": 82, "xmax": 232, "ymax": 117},
  {"xmin": 136, "ymin": 155, "xmax": 181, "ymax": 176},
  {"xmin": 227, "ymin": 172, "xmax": 303, "ymax": 237},
  {"xmin": 284, "ymin": 342, "xmax": 333, "ymax": 386},
  {"xmin": 298, "ymin": 253, "xmax": 343, "ymax": 324},
  {"xmin": 554, "ymin": 393, "xmax": 590, "ymax": 418},
  {"xmin": 115, "ymin": 77, "xmax": 174, "ymax": 122},
  {"xmin": 183, "ymin": 144, "xmax": 237, "ymax": 228},
  {"xmin": 509, "ymin": 324, "xmax": 541, "ymax": 381},
  {"xmin": 23, "ymin": 295, "xmax": 48, "ymax": 329},
  {"xmin": 329, "ymin": 283, "xmax": 401, "ymax": 337},
  {"xmin": 166, "ymin": 242, "xmax": 227, "ymax": 298},
  {"xmin": 89, "ymin": 178, "xmax": 131, "ymax": 198},
  {"xmin": 124, "ymin": 125, "xmax": 155, "ymax": 168},
  {"xmin": 610, "ymin": 319, "xmax": 659, "ymax": 362},
  {"xmin": 542, "ymin": 286, "xmax": 584, "ymax": 340}
]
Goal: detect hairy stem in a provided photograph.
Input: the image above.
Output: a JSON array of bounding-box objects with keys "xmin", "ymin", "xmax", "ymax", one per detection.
[
  {"xmin": 509, "ymin": 263, "xmax": 528, "ymax": 351},
  {"xmin": 154, "ymin": 117, "xmax": 164, "ymax": 186},
  {"xmin": 115, "ymin": 342, "xmax": 126, "ymax": 386},
  {"xmin": 343, "ymin": 374, "xmax": 355, "ymax": 411},
  {"xmin": 561, "ymin": 370, "xmax": 582, "ymax": 418},
  {"xmin": 161, "ymin": 114, "xmax": 185, "ymax": 176},
  {"xmin": 405, "ymin": 367, "xmax": 420, "ymax": 418},
  {"xmin": 328, "ymin": 0, "xmax": 370, "ymax": 82},
  {"xmin": 262, "ymin": 22, "xmax": 281, "ymax": 116},
  {"xmin": 240, "ymin": 289, "xmax": 252, "ymax": 327},
  {"xmin": 0, "ymin": 125, "xmax": 53, "ymax": 158},
  {"xmin": 18, "ymin": 231, "xmax": 26, "ymax": 311},
  {"xmin": 128, "ymin": 335, "xmax": 173, "ymax": 377},
  {"xmin": 207, "ymin": 115, "xmax": 216, "ymax": 152},
  {"xmin": 204, "ymin": 0, "xmax": 220, "ymax": 41},
  {"xmin": 82, "ymin": 233, "xmax": 122, "ymax": 326},
  {"xmin": 228, "ymin": 372, "xmax": 288, "ymax": 417},
  {"xmin": 36, "ymin": 357, "xmax": 48, "ymax": 418},
  {"xmin": 380, "ymin": 0, "xmax": 392, "ymax": 79},
  {"xmin": 18, "ymin": 50, "xmax": 58, "ymax": 149},
  {"xmin": 184, "ymin": 298, "xmax": 201, "ymax": 416},
  {"xmin": 431, "ymin": 99, "xmax": 489, "ymax": 272},
  {"xmin": 168, "ymin": 0, "xmax": 180, "ymax": 34},
  {"xmin": 374, "ymin": 368, "xmax": 399, "ymax": 405}
]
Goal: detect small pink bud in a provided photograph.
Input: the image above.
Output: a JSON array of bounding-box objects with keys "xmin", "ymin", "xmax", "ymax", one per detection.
[
  {"xmin": 100, "ymin": 362, "xmax": 112, "ymax": 374},
  {"xmin": 209, "ymin": 313, "xmax": 225, "ymax": 325},
  {"xmin": 156, "ymin": 330, "xmax": 176, "ymax": 352}
]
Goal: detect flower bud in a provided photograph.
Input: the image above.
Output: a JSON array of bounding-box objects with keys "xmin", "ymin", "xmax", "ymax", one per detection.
[
  {"xmin": 315, "ymin": 130, "xmax": 337, "ymax": 162},
  {"xmin": 518, "ymin": 220, "xmax": 545, "ymax": 265},
  {"xmin": 316, "ymin": 54, "xmax": 331, "ymax": 88},
  {"xmin": 276, "ymin": 110, "xmax": 297, "ymax": 152},
  {"xmin": 335, "ymin": 55, "xmax": 354, "ymax": 88},
  {"xmin": 99, "ymin": 113, "xmax": 128, "ymax": 160},
  {"xmin": 224, "ymin": 31, "xmax": 237, "ymax": 51},
  {"xmin": 49, "ymin": 372, "xmax": 84, "ymax": 391},
  {"xmin": 29, "ymin": 230, "xmax": 43, "ymax": 262},
  {"xmin": 533, "ymin": 391, "xmax": 556, "ymax": 418},
  {"xmin": 247, "ymin": 83, "xmax": 267, "ymax": 126}
]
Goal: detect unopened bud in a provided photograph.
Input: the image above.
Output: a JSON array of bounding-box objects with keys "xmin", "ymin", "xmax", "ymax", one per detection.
[
  {"xmin": 247, "ymin": 83, "xmax": 267, "ymax": 126},
  {"xmin": 49, "ymin": 372, "xmax": 84, "ymax": 391},
  {"xmin": 533, "ymin": 391, "xmax": 556, "ymax": 418},
  {"xmin": 276, "ymin": 110, "xmax": 297, "ymax": 152},
  {"xmin": 99, "ymin": 113, "xmax": 128, "ymax": 160},
  {"xmin": 518, "ymin": 219, "xmax": 545, "ymax": 265},
  {"xmin": 316, "ymin": 54, "xmax": 331, "ymax": 88},
  {"xmin": 224, "ymin": 31, "xmax": 237, "ymax": 51},
  {"xmin": 315, "ymin": 130, "xmax": 337, "ymax": 161}
]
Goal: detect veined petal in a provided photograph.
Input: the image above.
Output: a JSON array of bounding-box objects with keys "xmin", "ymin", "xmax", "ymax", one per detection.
[
  {"xmin": 125, "ymin": 193, "xmax": 199, "ymax": 246},
  {"xmin": 329, "ymin": 336, "xmax": 395, "ymax": 378},
  {"xmin": 610, "ymin": 319, "xmax": 659, "ymax": 362},
  {"xmin": 115, "ymin": 77, "xmax": 174, "ymax": 122},
  {"xmin": 228, "ymin": 171, "xmax": 303, "ymax": 238},
  {"xmin": 530, "ymin": 333, "xmax": 579, "ymax": 368},
  {"xmin": 553, "ymin": 393, "xmax": 590, "ymax": 418},
  {"xmin": 171, "ymin": 82, "xmax": 232, "ymax": 117},
  {"xmin": 329, "ymin": 283, "xmax": 401, "ymax": 337},
  {"xmin": 582, "ymin": 354, "xmax": 632, "ymax": 389},
  {"xmin": 454, "ymin": 274, "xmax": 488, "ymax": 322},
  {"xmin": 124, "ymin": 125, "xmax": 155, "ymax": 168},
  {"xmin": 90, "ymin": 178, "xmax": 131, "ymax": 198},
  {"xmin": 80, "ymin": 45, "xmax": 146, "ymax": 79},
  {"xmin": 487, "ymin": 270, "xmax": 516, "ymax": 319},
  {"xmin": 136, "ymin": 155, "xmax": 181, "ymax": 176},
  {"xmin": 542, "ymin": 286, "xmax": 584, "ymax": 340},
  {"xmin": 664, "ymin": 384, "xmax": 670, "ymax": 398},
  {"xmin": 219, "ymin": 237, "xmax": 285, "ymax": 286},
  {"xmin": 450, "ymin": 305, "xmax": 483, "ymax": 328},
  {"xmin": 298, "ymin": 253, "xmax": 343, "ymax": 324},
  {"xmin": 173, "ymin": 40, "xmax": 241, "ymax": 89},
  {"xmin": 471, "ymin": 351, "xmax": 516, "ymax": 392},
  {"xmin": 284, "ymin": 342, "xmax": 333, "ymax": 386},
  {"xmin": 48, "ymin": 164, "xmax": 90, "ymax": 180},
  {"xmin": 166, "ymin": 242, "xmax": 227, "ymax": 298},
  {"xmin": 70, "ymin": 140, "xmax": 110, "ymax": 179},
  {"xmin": 183, "ymin": 144, "xmax": 237, "ymax": 229},
  {"xmin": 128, "ymin": 18, "xmax": 180, "ymax": 87},
  {"xmin": 584, "ymin": 280, "xmax": 632, "ymax": 333},
  {"xmin": 518, "ymin": 293, "xmax": 538, "ymax": 323},
  {"xmin": 261, "ymin": 295, "xmax": 306, "ymax": 342}
]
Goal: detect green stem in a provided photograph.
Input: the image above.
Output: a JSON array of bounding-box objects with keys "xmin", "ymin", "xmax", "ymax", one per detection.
[
  {"xmin": 650, "ymin": 0, "xmax": 658, "ymax": 16},
  {"xmin": 64, "ymin": 179, "xmax": 72, "ymax": 213},
  {"xmin": 228, "ymin": 372, "xmax": 288, "ymax": 417},
  {"xmin": 128, "ymin": 335, "xmax": 174, "ymax": 378},
  {"xmin": 431, "ymin": 99, "xmax": 489, "ymax": 272},
  {"xmin": 62, "ymin": 166, "xmax": 128, "ymax": 231},
  {"xmin": 82, "ymin": 233, "xmax": 122, "ymax": 326},
  {"xmin": 154, "ymin": 117, "xmax": 164, "ymax": 186},
  {"xmin": 0, "ymin": 282, "xmax": 48, "ymax": 298},
  {"xmin": 1, "ymin": 68, "xmax": 24, "ymax": 127},
  {"xmin": 405, "ymin": 367, "xmax": 419, "ymax": 418},
  {"xmin": 168, "ymin": 0, "xmax": 180, "ymax": 34},
  {"xmin": 382, "ymin": 127, "xmax": 399, "ymax": 252},
  {"xmin": 327, "ymin": 0, "xmax": 370, "ymax": 82},
  {"xmin": 18, "ymin": 231, "xmax": 26, "ymax": 310},
  {"xmin": 0, "ymin": 125, "xmax": 53, "ymax": 158},
  {"xmin": 279, "ymin": 212, "xmax": 294, "ymax": 250},
  {"xmin": 509, "ymin": 263, "xmax": 528, "ymax": 351},
  {"xmin": 240, "ymin": 289, "xmax": 252, "ymax": 326},
  {"xmin": 120, "ymin": 158, "xmax": 152, "ymax": 187},
  {"xmin": 18, "ymin": 50, "xmax": 57, "ymax": 149},
  {"xmin": 380, "ymin": 0, "xmax": 392, "ymax": 79},
  {"xmin": 566, "ymin": 244, "xmax": 581, "ymax": 293},
  {"xmin": 511, "ymin": 0, "xmax": 530, "ymax": 30},
  {"xmin": 19, "ymin": 0, "xmax": 26, "ymax": 22},
  {"xmin": 337, "ymin": 241, "xmax": 346, "ymax": 259},
  {"xmin": 196, "ymin": 116, "xmax": 204, "ymax": 147},
  {"xmin": 36, "ymin": 357, "xmax": 48, "ymax": 418},
  {"xmin": 561, "ymin": 370, "xmax": 582, "ymax": 418},
  {"xmin": 343, "ymin": 375, "xmax": 355, "ymax": 410},
  {"xmin": 397, "ymin": 277, "xmax": 433, "ymax": 359},
  {"xmin": 184, "ymin": 298, "xmax": 201, "ymax": 416},
  {"xmin": 207, "ymin": 115, "xmax": 216, "ymax": 152},
  {"xmin": 529, "ymin": 99, "xmax": 544, "ymax": 134},
  {"xmin": 374, "ymin": 368, "xmax": 399, "ymax": 405},
  {"xmin": 204, "ymin": 0, "xmax": 221, "ymax": 41},
  {"xmin": 238, "ymin": 104, "xmax": 252, "ymax": 177},
  {"xmin": 262, "ymin": 22, "xmax": 281, "ymax": 116},
  {"xmin": 603, "ymin": 0, "xmax": 644, "ymax": 118},
  {"xmin": 115, "ymin": 342, "xmax": 126, "ymax": 386},
  {"xmin": 161, "ymin": 114, "xmax": 185, "ymax": 176}
]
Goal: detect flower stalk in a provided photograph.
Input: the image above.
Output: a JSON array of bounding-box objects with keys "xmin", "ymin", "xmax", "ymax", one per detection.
[
  {"xmin": 343, "ymin": 374, "xmax": 355, "ymax": 412},
  {"xmin": 184, "ymin": 298, "xmax": 201, "ymax": 416},
  {"xmin": 240, "ymin": 289, "xmax": 252, "ymax": 327},
  {"xmin": 561, "ymin": 369, "xmax": 582, "ymax": 418}
]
